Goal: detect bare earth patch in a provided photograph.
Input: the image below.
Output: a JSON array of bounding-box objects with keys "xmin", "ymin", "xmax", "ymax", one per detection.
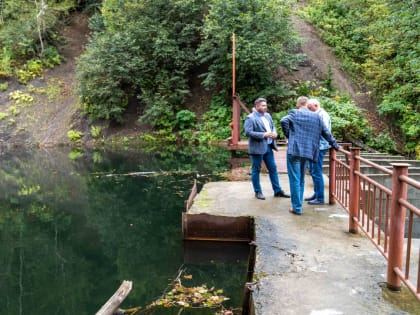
[{"xmin": 0, "ymin": 13, "xmax": 89, "ymax": 148}]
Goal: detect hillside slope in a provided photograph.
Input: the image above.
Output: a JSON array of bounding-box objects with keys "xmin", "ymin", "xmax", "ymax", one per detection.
[
  {"xmin": 0, "ymin": 11, "xmax": 387, "ymax": 149},
  {"xmin": 0, "ymin": 13, "xmax": 89, "ymax": 148},
  {"xmin": 287, "ymin": 15, "xmax": 390, "ymax": 143}
]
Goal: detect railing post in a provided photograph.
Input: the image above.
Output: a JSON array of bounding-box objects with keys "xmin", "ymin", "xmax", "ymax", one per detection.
[
  {"xmin": 349, "ymin": 148, "xmax": 360, "ymax": 234},
  {"xmin": 328, "ymin": 148, "xmax": 336, "ymax": 205},
  {"xmin": 386, "ymin": 163, "xmax": 410, "ymax": 291},
  {"xmin": 231, "ymin": 97, "xmax": 240, "ymax": 146}
]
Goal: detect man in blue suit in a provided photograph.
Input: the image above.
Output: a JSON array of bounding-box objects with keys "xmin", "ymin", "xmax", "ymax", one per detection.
[
  {"xmin": 280, "ymin": 102, "xmax": 339, "ymax": 215},
  {"xmin": 244, "ymin": 98, "xmax": 290, "ymax": 200}
]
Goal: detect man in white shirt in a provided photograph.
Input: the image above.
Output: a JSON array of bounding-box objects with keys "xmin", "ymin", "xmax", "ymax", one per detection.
[
  {"xmin": 305, "ymin": 98, "xmax": 332, "ymax": 205},
  {"xmin": 244, "ymin": 98, "xmax": 290, "ymax": 200}
]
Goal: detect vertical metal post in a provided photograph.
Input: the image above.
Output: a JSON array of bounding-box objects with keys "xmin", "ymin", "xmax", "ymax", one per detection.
[
  {"xmin": 349, "ymin": 148, "xmax": 360, "ymax": 233},
  {"xmin": 329, "ymin": 148, "xmax": 337, "ymax": 204},
  {"xmin": 231, "ymin": 33, "xmax": 240, "ymax": 145},
  {"xmin": 386, "ymin": 163, "xmax": 409, "ymax": 291},
  {"xmin": 232, "ymin": 33, "xmax": 236, "ymax": 97}
]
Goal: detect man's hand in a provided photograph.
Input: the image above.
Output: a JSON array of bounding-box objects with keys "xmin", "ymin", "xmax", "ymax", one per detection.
[{"xmin": 264, "ymin": 132, "xmax": 277, "ymax": 139}]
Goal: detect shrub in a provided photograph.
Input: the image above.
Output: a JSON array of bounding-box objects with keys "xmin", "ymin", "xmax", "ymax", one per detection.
[
  {"xmin": 67, "ymin": 130, "xmax": 84, "ymax": 142},
  {"xmin": 302, "ymin": 0, "xmax": 419, "ymax": 155},
  {"xmin": 8, "ymin": 90, "xmax": 34, "ymax": 105},
  {"xmin": 0, "ymin": 82, "xmax": 8, "ymax": 91},
  {"xmin": 175, "ymin": 110, "xmax": 196, "ymax": 130},
  {"xmin": 91, "ymin": 125, "xmax": 102, "ymax": 138}
]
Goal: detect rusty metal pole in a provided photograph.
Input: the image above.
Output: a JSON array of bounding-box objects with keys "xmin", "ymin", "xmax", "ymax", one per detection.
[
  {"xmin": 329, "ymin": 148, "xmax": 337, "ymax": 205},
  {"xmin": 232, "ymin": 33, "xmax": 236, "ymax": 98},
  {"xmin": 348, "ymin": 148, "xmax": 360, "ymax": 233},
  {"xmin": 386, "ymin": 163, "xmax": 410, "ymax": 291},
  {"xmin": 231, "ymin": 33, "xmax": 240, "ymax": 146}
]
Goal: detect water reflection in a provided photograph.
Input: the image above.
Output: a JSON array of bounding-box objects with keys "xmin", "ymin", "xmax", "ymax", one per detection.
[{"xmin": 0, "ymin": 147, "xmax": 249, "ymax": 314}]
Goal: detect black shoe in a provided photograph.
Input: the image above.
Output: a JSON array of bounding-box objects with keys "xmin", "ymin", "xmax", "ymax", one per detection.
[
  {"xmin": 308, "ymin": 199, "xmax": 324, "ymax": 205},
  {"xmin": 274, "ymin": 190, "xmax": 290, "ymax": 198},
  {"xmin": 255, "ymin": 192, "xmax": 265, "ymax": 200},
  {"xmin": 304, "ymin": 194, "xmax": 316, "ymax": 201}
]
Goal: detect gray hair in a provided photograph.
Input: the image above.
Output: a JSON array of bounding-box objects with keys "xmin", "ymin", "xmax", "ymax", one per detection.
[
  {"xmin": 254, "ymin": 97, "xmax": 267, "ymax": 106},
  {"xmin": 307, "ymin": 98, "xmax": 320, "ymax": 107}
]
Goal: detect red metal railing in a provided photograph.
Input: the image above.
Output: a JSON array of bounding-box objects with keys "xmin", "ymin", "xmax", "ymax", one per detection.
[{"xmin": 329, "ymin": 147, "xmax": 420, "ymax": 300}]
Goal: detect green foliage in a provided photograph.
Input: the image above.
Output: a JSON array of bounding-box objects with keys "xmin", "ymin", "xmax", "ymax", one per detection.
[
  {"xmin": 316, "ymin": 96, "xmax": 371, "ymax": 141},
  {"xmin": 0, "ymin": 112, "xmax": 8, "ymax": 120},
  {"xmin": 188, "ymin": 97, "xmax": 232, "ymax": 145},
  {"xmin": 91, "ymin": 125, "xmax": 102, "ymax": 138},
  {"xmin": 0, "ymin": 82, "xmax": 8, "ymax": 91},
  {"xmin": 68, "ymin": 148, "xmax": 84, "ymax": 159},
  {"xmin": 78, "ymin": 0, "xmax": 302, "ymax": 135},
  {"xmin": 16, "ymin": 59, "xmax": 43, "ymax": 83},
  {"xmin": 0, "ymin": 0, "xmax": 76, "ymax": 79},
  {"xmin": 8, "ymin": 90, "xmax": 33, "ymax": 105},
  {"xmin": 40, "ymin": 46, "xmax": 62, "ymax": 68},
  {"xmin": 178, "ymin": 129, "xmax": 195, "ymax": 143},
  {"xmin": 0, "ymin": 47, "xmax": 13, "ymax": 77},
  {"xmin": 139, "ymin": 129, "xmax": 178, "ymax": 144},
  {"xmin": 302, "ymin": 0, "xmax": 419, "ymax": 155},
  {"xmin": 67, "ymin": 130, "xmax": 83, "ymax": 142},
  {"xmin": 366, "ymin": 132, "xmax": 397, "ymax": 153},
  {"xmin": 197, "ymin": 0, "xmax": 301, "ymax": 98},
  {"xmin": 176, "ymin": 110, "xmax": 196, "ymax": 130},
  {"xmin": 77, "ymin": 31, "xmax": 136, "ymax": 122},
  {"xmin": 78, "ymin": 0, "xmax": 202, "ymax": 124},
  {"xmin": 8, "ymin": 105, "xmax": 20, "ymax": 116}
]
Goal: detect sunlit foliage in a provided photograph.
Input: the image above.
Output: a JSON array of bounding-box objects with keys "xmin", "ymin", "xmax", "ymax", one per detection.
[{"xmin": 302, "ymin": 0, "xmax": 419, "ymax": 157}]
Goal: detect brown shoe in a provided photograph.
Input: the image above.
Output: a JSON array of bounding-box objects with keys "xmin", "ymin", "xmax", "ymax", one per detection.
[{"xmin": 289, "ymin": 208, "xmax": 302, "ymax": 215}]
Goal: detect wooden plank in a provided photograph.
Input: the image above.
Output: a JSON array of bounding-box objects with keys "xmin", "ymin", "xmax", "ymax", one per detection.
[{"xmin": 96, "ymin": 280, "xmax": 133, "ymax": 315}]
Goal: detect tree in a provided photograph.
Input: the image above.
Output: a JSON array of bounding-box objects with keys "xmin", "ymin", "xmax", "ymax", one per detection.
[{"xmin": 197, "ymin": 0, "xmax": 301, "ymax": 101}]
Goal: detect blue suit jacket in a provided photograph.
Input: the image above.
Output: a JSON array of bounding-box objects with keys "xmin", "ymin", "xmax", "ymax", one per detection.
[
  {"xmin": 244, "ymin": 111, "xmax": 278, "ymax": 155},
  {"xmin": 280, "ymin": 108, "xmax": 339, "ymax": 162}
]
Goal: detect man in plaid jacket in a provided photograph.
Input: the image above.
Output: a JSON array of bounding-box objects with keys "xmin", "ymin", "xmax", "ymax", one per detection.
[{"xmin": 280, "ymin": 103, "xmax": 339, "ymax": 215}]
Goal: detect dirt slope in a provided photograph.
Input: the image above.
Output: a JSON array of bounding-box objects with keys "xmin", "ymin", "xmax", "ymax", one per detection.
[
  {"xmin": 0, "ymin": 13, "xmax": 89, "ymax": 148},
  {"xmin": 288, "ymin": 14, "xmax": 389, "ymax": 134}
]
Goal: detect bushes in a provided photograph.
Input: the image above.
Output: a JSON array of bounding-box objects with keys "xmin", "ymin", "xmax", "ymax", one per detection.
[
  {"xmin": 303, "ymin": 0, "xmax": 419, "ymax": 157},
  {"xmin": 76, "ymin": 31, "xmax": 138, "ymax": 122},
  {"xmin": 77, "ymin": 0, "xmax": 202, "ymax": 125},
  {"xmin": 0, "ymin": 0, "xmax": 75, "ymax": 79},
  {"xmin": 76, "ymin": 0, "xmax": 301, "ymax": 129},
  {"xmin": 197, "ymin": 0, "xmax": 301, "ymax": 101}
]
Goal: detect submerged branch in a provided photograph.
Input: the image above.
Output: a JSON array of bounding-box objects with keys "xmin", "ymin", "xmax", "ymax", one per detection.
[{"xmin": 91, "ymin": 171, "xmax": 212, "ymax": 177}]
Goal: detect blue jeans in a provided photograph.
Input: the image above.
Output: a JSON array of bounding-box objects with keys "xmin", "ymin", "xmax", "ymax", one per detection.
[
  {"xmin": 250, "ymin": 146, "xmax": 282, "ymax": 194},
  {"xmin": 287, "ymin": 154, "xmax": 309, "ymax": 213},
  {"xmin": 310, "ymin": 149, "xmax": 327, "ymax": 202}
]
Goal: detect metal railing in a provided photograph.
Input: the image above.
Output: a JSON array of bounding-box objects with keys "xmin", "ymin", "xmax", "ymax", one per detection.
[{"xmin": 329, "ymin": 147, "xmax": 420, "ymax": 300}]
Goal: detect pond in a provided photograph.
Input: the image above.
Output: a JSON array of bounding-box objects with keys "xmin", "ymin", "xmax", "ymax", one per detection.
[{"xmin": 0, "ymin": 146, "xmax": 251, "ymax": 314}]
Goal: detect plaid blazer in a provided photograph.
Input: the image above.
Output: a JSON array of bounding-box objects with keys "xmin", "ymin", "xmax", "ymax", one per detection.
[{"xmin": 280, "ymin": 108, "xmax": 339, "ymax": 162}]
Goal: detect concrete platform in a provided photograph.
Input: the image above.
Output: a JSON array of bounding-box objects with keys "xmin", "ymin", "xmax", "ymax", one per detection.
[{"xmin": 188, "ymin": 174, "xmax": 420, "ymax": 314}]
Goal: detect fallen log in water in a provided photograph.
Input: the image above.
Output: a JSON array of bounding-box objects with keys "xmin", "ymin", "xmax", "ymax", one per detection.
[{"xmin": 96, "ymin": 280, "xmax": 133, "ymax": 315}]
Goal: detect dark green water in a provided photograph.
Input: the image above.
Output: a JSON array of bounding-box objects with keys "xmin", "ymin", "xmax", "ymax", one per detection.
[{"xmin": 0, "ymin": 146, "xmax": 250, "ymax": 314}]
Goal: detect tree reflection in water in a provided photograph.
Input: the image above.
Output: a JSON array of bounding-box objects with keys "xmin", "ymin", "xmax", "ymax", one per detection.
[{"xmin": 0, "ymin": 147, "xmax": 249, "ymax": 314}]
